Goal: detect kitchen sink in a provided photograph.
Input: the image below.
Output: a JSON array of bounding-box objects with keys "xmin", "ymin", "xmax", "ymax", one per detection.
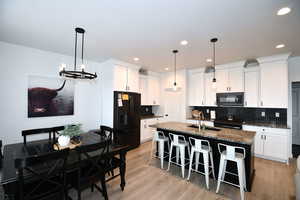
[{"xmin": 188, "ymin": 124, "xmax": 221, "ymax": 131}]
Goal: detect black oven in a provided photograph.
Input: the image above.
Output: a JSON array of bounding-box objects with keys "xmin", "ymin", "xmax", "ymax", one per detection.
[{"xmin": 216, "ymin": 92, "xmax": 244, "ymax": 107}]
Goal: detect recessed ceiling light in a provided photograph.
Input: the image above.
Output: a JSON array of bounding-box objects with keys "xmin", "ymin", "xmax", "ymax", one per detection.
[
  {"xmin": 133, "ymin": 57, "xmax": 139, "ymax": 61},
  {"xmin": 206, "ymin": 58, "xmax": 212, "ymax": 62},
  {"xmin": 165, "ymin": 67, "xmax": 169, "ymax": 71},
  {"xmin": 180, "ymin": 40, "xmax": 188, "ymax": 46},
  {"xmin": 276, "ymin": 44, "xmax": 285, "ymax": 49},
  {"xmin": 277, "ymin": 7, "xmax": 291, "ymax": 16}
]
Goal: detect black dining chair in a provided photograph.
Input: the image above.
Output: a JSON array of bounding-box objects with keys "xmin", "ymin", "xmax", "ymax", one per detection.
[
  {"xmin": 22, "ymin": 126, "xmax": 64, "ymax": 144},
  {"xmin": 72, "ymin": 141, "xmax": 110, "ymax": 200},
  {"xmin": 14, "ymin": 148, "xmax": 70, "ymax": 200}
]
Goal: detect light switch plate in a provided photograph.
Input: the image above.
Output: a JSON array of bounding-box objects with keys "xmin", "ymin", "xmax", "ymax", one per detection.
[
  {"xmin": 261, "ymin": 112, "xmax": 265, "ymax": 117},
  {"xmin": 275, "ymin": 112, "xmax": 280, "ymax": 118}
]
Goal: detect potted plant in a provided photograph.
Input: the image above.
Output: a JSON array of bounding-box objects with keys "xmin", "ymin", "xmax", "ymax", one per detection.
[{"xmin": 58, "ymin": 124, "xmax": 83, "ymax": 146}]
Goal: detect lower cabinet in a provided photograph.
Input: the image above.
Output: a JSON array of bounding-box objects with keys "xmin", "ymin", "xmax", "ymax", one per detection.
[
  {"xmin": 243, "ymin": 125, "xmax": 290, "ymax": 163},
  {"xmin": 141, "ymin": 118, "xmax": 160, "ymax": 143}
]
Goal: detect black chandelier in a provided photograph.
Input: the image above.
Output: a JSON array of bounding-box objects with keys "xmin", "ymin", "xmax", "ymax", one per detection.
[{"xmin": 59, "ymin": 27, "xmax": 97, "ymax": 80}]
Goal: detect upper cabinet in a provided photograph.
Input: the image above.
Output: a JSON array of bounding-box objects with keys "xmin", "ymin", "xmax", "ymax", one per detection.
[
  {"xmin": 139, "ymin": 74, "xmax": 161, "ymax": 105},
  {"xmin": 204, "ymin": 72, "xmax": 217, "ymax": 106},
  {"xmin": 215, "ymin": 64, "xmax": 244, "ymax": 93},
  {"xmin": 228, "ymin": 67, "xmax": 244, "ymax": 92},
  {"xmin": 148, "ymin": 75, "xmax": 161, "ymax": 105},
  {"xmin": 114, "ymin": 64, "xmax": 140, "ymax": 93},
  {"xmin": 188, "ymin": 70, "xmax": 205, "ymax": 106},
  {"xmin": 258, "ymin": 54, "xmax": 289, "ymax": 108},
  {"xmin": 244, "ymin": 67, "xmax": 260, "ymax": 107}
]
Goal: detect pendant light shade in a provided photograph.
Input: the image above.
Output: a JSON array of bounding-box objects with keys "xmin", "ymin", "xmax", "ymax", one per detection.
[
  {"xmin": 211, "ymin": 38, "xmax": 218, "ymax": 89},
  {"xmin": 165, "ymin": 50, "xmax": 181, "ymax": 92},
  {"xmin": 59, "ymin": 27, "xmax": 97, "ymax": 80}
]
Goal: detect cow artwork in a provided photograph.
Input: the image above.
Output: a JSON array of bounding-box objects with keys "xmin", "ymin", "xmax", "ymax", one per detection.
[{"xmin": 28, "ymin": 76, "xmax": 74, "ymax": 117}]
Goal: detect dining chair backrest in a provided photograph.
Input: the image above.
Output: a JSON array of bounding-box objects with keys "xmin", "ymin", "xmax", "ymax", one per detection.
[
  {"xmin": 189, "ymin": 137, "xmax": 210, "ymax": 151},
  {"xmin": 169, "ymin": 133, "xmax": 186, "ymax": 145},
  {"xmin": 75, "ymin": 141, "xmax": 110, "ymax": 180},
  {"xmin": 22, "ymin": 126, "xmax": 64, "ymax": 144},
  {"xmin": 217, "ymin": 143, "xmax": 246, "ymax": 160},
  {"xmin": 15, "ymin": 148, "xmax": 69, "ymax": 200},
  {"xmin": 100, "ymin": 125, "xmax": 113, "ymax": 141}
]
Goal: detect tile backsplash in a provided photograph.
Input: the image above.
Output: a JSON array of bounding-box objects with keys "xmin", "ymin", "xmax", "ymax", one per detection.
[
  {"xmin": 141, "ymin": 106, "xmax": 153, "ymax": 116},
  {"xmin": 191, "ymin": 106, "xmax": 287, "ymax": 125}
]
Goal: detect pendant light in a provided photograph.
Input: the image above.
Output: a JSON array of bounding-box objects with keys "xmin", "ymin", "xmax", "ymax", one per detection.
[
  {"xmin": 165, "ymin": 50, "xmax": 181, "ymax": 92},
  {"xmin": 211, "ymin": 38, "xmax": 218, "ymax": 89},
  {"xmin": 173, "ymin": 50, "xmax": 179, "ymax": 91},
  {"xmin": 59, "ymin": 27, "xmax": 97, "ymax": 80}
]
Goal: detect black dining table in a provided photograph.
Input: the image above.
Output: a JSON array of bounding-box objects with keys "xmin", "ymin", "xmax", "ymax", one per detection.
[{"xmin": 1, "ymin": 131, "xmax": 130, "ymax": 200}]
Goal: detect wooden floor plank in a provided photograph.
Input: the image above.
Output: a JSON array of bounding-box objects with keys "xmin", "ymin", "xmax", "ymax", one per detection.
[{"xmin": 69, "ymin": 141, "xmax": 296, "ymax": 200}]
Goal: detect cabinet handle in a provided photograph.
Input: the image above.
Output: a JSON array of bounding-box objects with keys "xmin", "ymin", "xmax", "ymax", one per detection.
[
  {"xmin": 264, "ymin": 135, "xmax": 266, "ymax": 140},
  {"xmin": 261, "ymin": 135, "xmax": 263, "ymax": 140},
  {"xmin": 261, "ymin": 101, "xmax": 263, "ymax": 106},
  {"xmin": 202, "ymin": 101, "xmax": 204, "ymax": 105},
  {"xmin": 245, "ymin": 101, "xmax": 247, "ymax": 106}
]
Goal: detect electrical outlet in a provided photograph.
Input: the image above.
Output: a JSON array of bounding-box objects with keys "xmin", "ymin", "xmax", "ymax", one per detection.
[
  {"xmin": 275, "ymin": 112, "xmax": 280, "ymax": 118},
  {"xmin": 261, "ymin": 112, "xmax": 265, "ymax": 117},
  {"xmin": 206, "ymin": 109, "xmax": 210, "ymax": 114}
]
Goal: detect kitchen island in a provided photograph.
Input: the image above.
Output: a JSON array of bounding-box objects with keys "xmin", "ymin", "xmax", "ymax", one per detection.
[{"xmin": 150, "ymin": 122, "xmax": 256, "ymax": 191}]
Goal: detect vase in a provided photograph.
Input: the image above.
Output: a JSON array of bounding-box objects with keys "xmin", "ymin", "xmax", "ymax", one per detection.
[{"xmin": 58, "ymin": 135, "xmax": 70, "ymax": 147}]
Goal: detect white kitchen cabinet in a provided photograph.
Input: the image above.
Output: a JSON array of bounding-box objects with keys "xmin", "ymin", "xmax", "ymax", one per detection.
[
  {"xmin": 244, "ymin": 68, "xmax": 259, "ymax": 107},
  {"xmin": 204, "ymin": 73, "xmax": 216, "ymax": 106},
  {"xmin": 188, "ymin": 71, "xmax": 205, "ymax": 106},
  {"xmin": 140, "ymin": 118, "xmax": 161, "ymax": 143},
  {"xmin": 263, "ymin": 132, "xmax": 288, "ymax": 160},
  {"xmin": 228, "ymin": 67, "xmax": 244, "ymax": 92},
  {"xmin": 254, "ymin": 131, "xmax": 264, "ymax": 155},
  {"xmin": 259, "ymin": 61, "xmax": 288, "ymax": 108},
  {"xmin": 216, "ymin": 69, "xmax": 228, "ymax": 93},
  {"xmin": 140, "ymin": 76, "xmax": 148, "ymax": 105},
  {"xmin": 148, "ymin": 76, "xmax": 160, "ymax": 105},
  {"xmin": 215, "ymin": 66, "xmax": 244, "ymax": 93},
  {"xmin": 114, "ymin": 65, "xmax": 140, "ymax": 93},
  {"xmin": 139, "ymin": 75, "xmax": 160, "ymax": 105},
  {"xmin": 243, "ymin": 125, "xmax": 290, "ymax": 163}
]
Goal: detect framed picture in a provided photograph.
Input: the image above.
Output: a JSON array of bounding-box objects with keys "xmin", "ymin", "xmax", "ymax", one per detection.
[{"xmin": 28, "ymin": 76, "xmax": 74, "ymax": 117}]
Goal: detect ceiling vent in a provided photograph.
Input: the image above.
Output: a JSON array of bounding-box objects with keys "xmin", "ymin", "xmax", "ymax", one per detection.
[
  {"xmin": 244, "ymin": 59, "xmax": 259, "ymax": 68},
  {"xmin": 204, "ymin": 66, "xmax": 215, "ymax": 73},
  {"xmin": 139, "ymin": 68, "xmax": 148, "ymax": 75}
]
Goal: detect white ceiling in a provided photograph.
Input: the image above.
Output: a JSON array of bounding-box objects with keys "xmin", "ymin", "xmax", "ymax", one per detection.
[{"xmin": 1, "ymin": 0, "xmax": 300, "ymax": 72}]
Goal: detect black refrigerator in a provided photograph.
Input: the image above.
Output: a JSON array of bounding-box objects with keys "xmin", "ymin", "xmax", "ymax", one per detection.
[{"xmin": 113, "ymin": 91, "xmax": 141, "ymax": 150}]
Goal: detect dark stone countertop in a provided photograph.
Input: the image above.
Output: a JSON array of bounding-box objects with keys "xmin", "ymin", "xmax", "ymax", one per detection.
[
  {"xmin": 150, "ymin": 122, "xmax": 255, "ymax": 145},
  {"xmin": 141, "ymin": 115, "xmax": 164, "ymax": 119}
]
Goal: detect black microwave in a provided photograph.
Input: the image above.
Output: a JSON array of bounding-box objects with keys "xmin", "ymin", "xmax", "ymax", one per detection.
[{"xmin": 216, "ymin": 92, "xmax": 244, "ymax": 107}]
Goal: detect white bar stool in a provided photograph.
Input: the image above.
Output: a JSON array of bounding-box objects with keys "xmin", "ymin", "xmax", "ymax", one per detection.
[
  {"xmin": 149, "ymin": 131, "xmax": 169, "ymax": 169},
  {"xmin": 167, "ymin": 133, "xmax": 190, "ymax": 178},
  {"xmin": 187, "ymin": 137, "xmax": 215, "ymax": 189},
  {"xmin": 216, "ymin": 143, "xmax": 247, "ymax": 200}
]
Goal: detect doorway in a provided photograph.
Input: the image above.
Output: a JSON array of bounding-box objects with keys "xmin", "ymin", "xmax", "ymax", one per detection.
[{"xmin": 292, "ymin": 82, "xmax": 300, "ymax": 157}]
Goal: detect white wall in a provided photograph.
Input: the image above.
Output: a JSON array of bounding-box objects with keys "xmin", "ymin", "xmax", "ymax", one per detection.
[
  {"xmin": 0, "ymin": 42, "xmax": 102, "ymax": 145},
  {"xmin": 288, "ymin": 56, "xmax": 300, "ymax": 144}
]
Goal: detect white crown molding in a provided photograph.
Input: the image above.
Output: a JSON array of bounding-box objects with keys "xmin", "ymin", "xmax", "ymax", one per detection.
[
  {"xmin": 104, "ymin": 58, "xmax": 141, "ymax": 70},
  {"xmin": 257, "ymin": 53, "xmax": 291, "ymax": 64},
  {"xmin": 188, "ymin": 67, "xmax": 206, "ymax": 74}
]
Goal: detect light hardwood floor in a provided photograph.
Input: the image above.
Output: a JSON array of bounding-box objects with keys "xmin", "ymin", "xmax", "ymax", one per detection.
[{"xmin": 73, "ymin": 142, "xmax": 296, "ymax": 200}]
